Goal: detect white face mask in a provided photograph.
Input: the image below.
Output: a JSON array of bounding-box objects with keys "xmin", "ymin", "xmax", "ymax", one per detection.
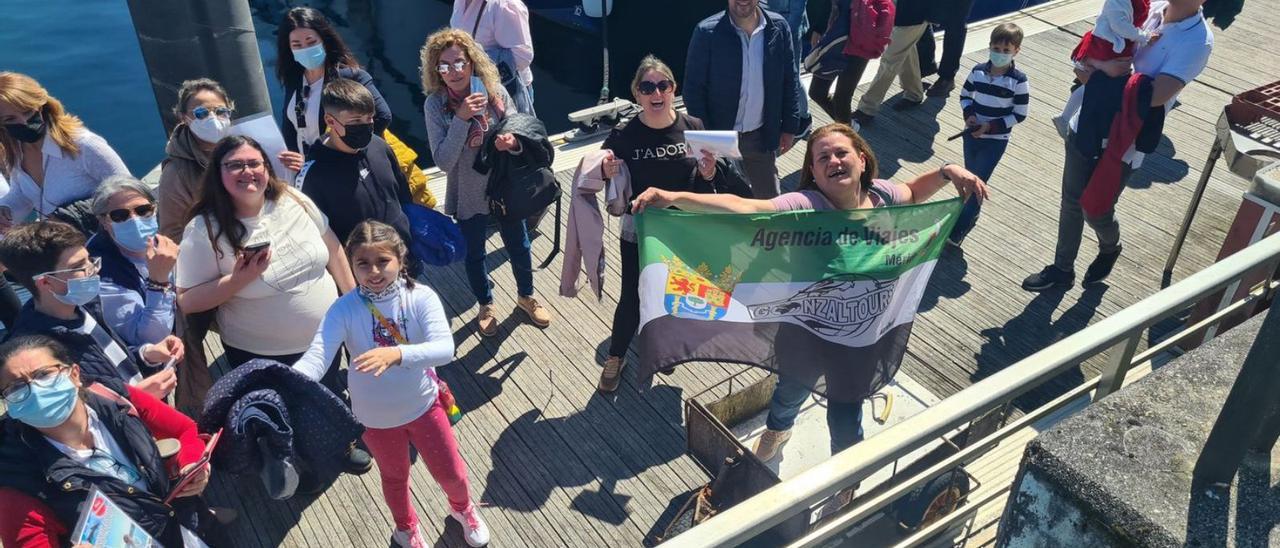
[{"xmin": 189, "ymin": 115, "xmax": 230, "ymax": 143}]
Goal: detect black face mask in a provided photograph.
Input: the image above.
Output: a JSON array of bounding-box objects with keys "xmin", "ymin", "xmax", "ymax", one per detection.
[
  {"xmin": 340, "ymin": 123, "xmax": 374, "ymax": 150},
  {"xmin": 4, "ymin": 111, "xmax": 47, "ymax": 143}
]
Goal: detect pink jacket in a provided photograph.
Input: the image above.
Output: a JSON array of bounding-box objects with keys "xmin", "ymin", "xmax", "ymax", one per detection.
[
  {"xmin": 561, "ymin": 150, "xmax": 631, "ymax": 299},
  {"xmin": 843, "ymin": 0, "xmax": 895, "ymax": 59}
]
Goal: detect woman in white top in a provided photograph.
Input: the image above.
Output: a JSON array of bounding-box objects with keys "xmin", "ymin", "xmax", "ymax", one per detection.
[
  {"xmin": 175, "ymin": 135, "xmax": 355, "ymax": 368},
  {"xmin": 0, "ymin": 71, "xmax": 129, "ymax": 330},
  {"xmin": 274, "ymin": 7, "xmax": 393, "ymax": 171},
  {"xmin": 0, "ymin": 72, "xmax": 130, "ymax": 229}
]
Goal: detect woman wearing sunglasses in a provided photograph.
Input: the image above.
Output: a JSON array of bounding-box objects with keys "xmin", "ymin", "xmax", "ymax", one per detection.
[
  {"xmin": 86, "ymin": 176, "xmax": 179, "ymax": 348},
  {"xmin": 0, "ymin": 335, "xmax": 227, "ymax": 547},
  {"xmin": 421, "ymin": 28, "xmax": 551, "ymax": 336},
  {"xmin": 595, "ymin": 56, "xmax": 753, "ymax": 393},
  {"xmin": 275, "ymin": 7, "xmax": 392, "ymax": 171},
  {"xmin": 158, "ymin": 78, "xmax": 236, "ymax": 243}
]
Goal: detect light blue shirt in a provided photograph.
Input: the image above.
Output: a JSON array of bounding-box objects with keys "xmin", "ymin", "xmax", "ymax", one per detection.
[
  {"xmin": 733, "ymin": 10, "xmax": 767, "ymax": 133},
  {"xmin": 100, "ymin": 255, "xmax": 176, "ymax": 346}
]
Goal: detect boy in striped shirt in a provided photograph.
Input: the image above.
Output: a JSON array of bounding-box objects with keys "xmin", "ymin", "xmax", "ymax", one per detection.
[{"xmin": 950, "ymin": 23, "xmax": 1029, "ymax": 246}]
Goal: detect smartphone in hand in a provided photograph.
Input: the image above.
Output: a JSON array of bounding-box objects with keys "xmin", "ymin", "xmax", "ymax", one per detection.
[
  {"xmin": 471, "ymin": 76, "xmax": 487, "ymax": 98},
  {"xmin": 243, "ymin": 241, "xmax": 270, "ymax": 257}
]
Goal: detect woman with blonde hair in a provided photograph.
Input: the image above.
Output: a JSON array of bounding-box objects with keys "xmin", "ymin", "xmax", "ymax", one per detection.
[
  {"xmin": 595, "ymin": 55, "xmax": 752, "ymax": 393},
  {"xmin": 0, "ymin": 72, "xmax": 129, "ymax": 230},
  {"xmin": 421, "ymin": 28, "xmax": 551, "ymax": 337},
  {"xmin": 0, "ymin": 72, "xmax": 129, "ymax": 330}
]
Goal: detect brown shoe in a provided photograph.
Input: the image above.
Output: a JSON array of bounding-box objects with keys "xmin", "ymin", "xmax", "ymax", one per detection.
[
  {"xmin": 517, "ymin": 296, "xmax": 551, "ymax": 328},
  {"xmin": 598, "ymin": 356, "xmax": 625, "ymax": 393},
  {"xmin": 753, "ymin": 429, "xmax": 793, "ymax": 461},
  {"xmin": 476, "ymin": 304, "xmax": 498, "ymax": 337}
]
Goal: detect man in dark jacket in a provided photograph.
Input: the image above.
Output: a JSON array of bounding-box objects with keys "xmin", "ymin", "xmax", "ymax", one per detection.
[
  {"xmin": 685, "ymin": 0, "xmax": 811, "ymax": 199},
  {"xmin": 0, "ymin": 221, "xmax": 180, "ymax": 400},
  {"xmin": 297, "ymin": 79, "xmax": 412, "ymax": 244}
]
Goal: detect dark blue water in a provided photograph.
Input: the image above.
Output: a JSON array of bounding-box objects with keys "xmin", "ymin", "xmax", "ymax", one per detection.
[{"xmin": 2, "ymin": 0, "xmax": 1048, "ymax": 174}]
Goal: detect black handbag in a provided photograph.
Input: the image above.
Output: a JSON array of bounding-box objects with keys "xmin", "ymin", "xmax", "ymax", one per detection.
[{"xmin": 487, "ymin": 158, "xmax": 559, "ymax": 221}]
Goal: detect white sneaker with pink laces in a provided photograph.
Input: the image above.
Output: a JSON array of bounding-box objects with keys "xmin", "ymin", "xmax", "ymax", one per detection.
[
  {"xmin": 449, "ymin": 504, "xmax": 491, "ymax": 547},
  {"xmin": 391, "ymin": 525, "xmax": 427, "ymax": 548}
]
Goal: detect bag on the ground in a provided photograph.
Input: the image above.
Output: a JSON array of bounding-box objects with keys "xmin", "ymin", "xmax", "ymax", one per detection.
[
  {"xmin": 383, "ymin": 129, "xmax": 437, "ymax": 209},
  {"xmin": 402, "ymin": 202, "xmax": 466, "ymax": 266}
]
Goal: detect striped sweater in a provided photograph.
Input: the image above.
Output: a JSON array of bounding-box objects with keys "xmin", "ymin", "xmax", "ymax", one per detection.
[{"xmin": 959, "ymin": 61, "xmax": 1030, "ymax": 140}]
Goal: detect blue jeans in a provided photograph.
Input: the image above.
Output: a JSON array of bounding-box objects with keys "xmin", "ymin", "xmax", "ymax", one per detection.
[
  {"xmin": 766, "ymin": 375, "xmax": 865, "ymax": 454},
  {"xmin": 765, "ymin": 0, "xmax": 809, "ymax": 68},
  {"xmin": 949, "ymin": 134, "xmax": 1009, "ymax": 243},
  {"xmin": 457, "ymin": 214, "xmax": 534, "ymax": 305}
]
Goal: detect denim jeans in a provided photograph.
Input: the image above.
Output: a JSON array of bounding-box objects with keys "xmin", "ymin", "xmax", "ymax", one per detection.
[
  {"xmin": 764, "ymin": 0, "xmax": 808, "ymax": 68},
  {"xmin": 949, "ymin": 134, "xmax": 1008, "ymax": 243},
  {"xmin": 457, "ymin": 214, "xmax": 534, "ymax": 305},
  {"xmin": 766, "ymin": 374, "xmax": 865, "ymax": 454}
]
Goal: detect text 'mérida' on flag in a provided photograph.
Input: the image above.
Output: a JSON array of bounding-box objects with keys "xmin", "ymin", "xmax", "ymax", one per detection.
[{"xmin": 635, "ymin": 199, "xmax": 960, "ymax": 402}]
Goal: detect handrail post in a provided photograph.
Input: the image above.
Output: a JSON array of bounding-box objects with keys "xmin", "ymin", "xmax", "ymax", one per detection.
[{"xmin": 1094, "ymin": 333, "xmax": 1142, "ymax": 399}]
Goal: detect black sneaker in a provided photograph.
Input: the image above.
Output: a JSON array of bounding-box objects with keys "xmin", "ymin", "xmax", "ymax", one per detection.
[
  {"xmin": 1022, "ymin": 266, "xmax": 1074, "ymax": 292},
  {"xmin": 344, "ymin": 442, "xmax": 373, "ymax": 475},
  {"xmin": 1083, "ymin": 246, "xmax": 1122, "ymax": 286},
  {"xmin": 851, "ymin": 110, "xmax": 874, "ymax": 125}
]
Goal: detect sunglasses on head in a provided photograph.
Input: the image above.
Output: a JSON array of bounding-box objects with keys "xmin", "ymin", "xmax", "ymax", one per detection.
[
  {"xmin": 637, "ymin": 80, "xmax": 674, "ymax": 96},
  {"xmin": 106, "ymin": 203, "xmax": 156, "ymax": 223},
  {"xmin": 437, "ymin": 60, "xmax": 470, "ymax": 74},
  {"xmin": 192, "ymin": 106, "xmax": 232, "ymax": 120}
]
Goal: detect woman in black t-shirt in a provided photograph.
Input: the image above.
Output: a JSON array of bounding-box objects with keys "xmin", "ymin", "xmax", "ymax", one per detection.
[{"xmin": 596, "ymin": 55, "xmax": 752, "ymax": 393}]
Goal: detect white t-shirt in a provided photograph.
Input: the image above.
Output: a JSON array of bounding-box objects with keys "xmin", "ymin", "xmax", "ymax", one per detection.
[
  {"xmin": 294, "ymin": 282, "xmax": 454, "ymax": 429},
  {"xmin": 176, "ymin": 189, "xmax": 338, "ymax": 355},
  {"xmin": 285, "ymin": 75, "xmax": 325, "ymax": 153}
]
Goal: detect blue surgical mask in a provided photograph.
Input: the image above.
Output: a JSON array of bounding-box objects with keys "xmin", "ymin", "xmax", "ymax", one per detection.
[
  {"xmin": 7, "ymin": 371, "xmax": 78, "ymax": 429},
  {"xmin": 112, "ymin": 215, "xmax": 159, "ymax": 253},
  {"xmin": 51, "ymin": 275, "xmax": 101, "ymax": 307},
  {"xmin": 989, "ymin": 51, "xmax": 1014, "ymax": 68},
  {"xmin": 292, "ymin": 44, "xmax": 327, "ymax": 71}
]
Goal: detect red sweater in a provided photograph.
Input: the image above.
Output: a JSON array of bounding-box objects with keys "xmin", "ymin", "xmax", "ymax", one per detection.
[{"xmin": 0, "ymin": 386, "xmax": 204, "ymax": 548}]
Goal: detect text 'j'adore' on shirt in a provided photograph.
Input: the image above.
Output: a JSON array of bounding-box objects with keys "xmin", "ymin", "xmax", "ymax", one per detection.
[
  {"xmin": 176, "ymin": 189, "xmax": 338, "ymax": 355},
  {"xmin": 602, "ymin": 112, "xmax": 708, "ymax": 199}
]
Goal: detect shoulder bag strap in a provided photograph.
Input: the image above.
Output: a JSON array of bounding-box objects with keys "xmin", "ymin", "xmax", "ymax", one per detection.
[{"xmin": 471, "ymin": 0, "xmax": 488, "ymax": 37}]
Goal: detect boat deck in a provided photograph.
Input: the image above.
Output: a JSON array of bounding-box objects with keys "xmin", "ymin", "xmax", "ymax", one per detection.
[{"xmin": 195, "ymin": 0, "xmax": 1280, "ymax": 545}]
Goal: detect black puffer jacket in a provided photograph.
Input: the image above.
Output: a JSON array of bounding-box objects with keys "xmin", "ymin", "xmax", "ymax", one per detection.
[
  {"xmin": 198, "ymin": 360, "xmax": 362, "ymax": 484},
  {"xmin": 0, "ymin": 392, "xmax": 187, "ymax": 546}
]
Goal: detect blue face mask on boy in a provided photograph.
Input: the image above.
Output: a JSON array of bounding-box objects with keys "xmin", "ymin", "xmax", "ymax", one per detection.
[
  {"xmin": 50, "ymin": 275, "xmax": 101, "ymax": 307},
  {"xmin": 112, "ymin": 215, "xmax": 159, "ymax": 253},
  {"xmin": 6, "ymin": 370, "xmax": 78, "ymax": 429},
  {"xmin": 293, "ymin": 44, "xmax": 327, "ymax": 71},
  {"xmin": 990, "ymin": 51, "xmax": 1014, "ymax": 68}
]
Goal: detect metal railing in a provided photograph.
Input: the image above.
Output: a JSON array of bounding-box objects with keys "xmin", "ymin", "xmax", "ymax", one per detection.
[{"xmin": 665, "ymin": 231, "xmax": 1280, "ymax": 548}]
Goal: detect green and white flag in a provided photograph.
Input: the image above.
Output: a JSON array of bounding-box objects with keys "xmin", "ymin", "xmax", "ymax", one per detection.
[{"xmin": 635, "ymin": 200, "xmax": 960, "ymax": 402}]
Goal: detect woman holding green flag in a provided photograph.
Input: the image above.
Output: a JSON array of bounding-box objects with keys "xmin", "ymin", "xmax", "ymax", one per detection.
[{"xmin": 631, "ymin": 122, "xmax": 988, "ymax": 470}]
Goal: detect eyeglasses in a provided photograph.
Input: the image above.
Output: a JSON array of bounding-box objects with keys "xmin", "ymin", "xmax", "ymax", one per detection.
[
  {"xmin": 436, "ymin": 60, "xmax": 470, "ymax": 74},
  {"xmin": 191, "ymin": 106, "xmax": 232, "ymax": 120},
  {"xmin": 37, "ymin": 257, "xmax": 101, "ymax": 282},
  {"xmin": 222, "ymin": 159, "xmax": 266, "ymax": 173},
  {"xmin": 295, "ymin": 84, "xmax": 311, "ymax": 129},
  {"xmin": 1, "ymin": 364, "xmax": 70, "ymax": 404},
  {"xmin": 637, "ymin": 80, "xmax": 674, "ymax": 96},
  {"xmin": 85, "ymin": 448, "xmax": 141, "ymax": 486},
  {"xmin": 106, "ymin": 203, "xmax": 156, "ymax": 223}
]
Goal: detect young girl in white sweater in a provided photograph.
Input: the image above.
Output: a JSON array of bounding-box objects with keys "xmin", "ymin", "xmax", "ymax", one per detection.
[{"xmin": 294, "ymin": 220, "xmax": 489, "ymax": 547}]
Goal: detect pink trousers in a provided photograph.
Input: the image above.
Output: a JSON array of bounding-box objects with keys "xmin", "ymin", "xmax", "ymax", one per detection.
[{"xmin": 361, "ymin": 398, "xmax": 472, "ymax": 530}]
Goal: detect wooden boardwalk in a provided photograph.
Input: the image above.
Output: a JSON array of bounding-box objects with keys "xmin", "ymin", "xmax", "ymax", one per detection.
[{"xmin": 195, "ymin": 1, "xmax": 1280, "ymax": 546}]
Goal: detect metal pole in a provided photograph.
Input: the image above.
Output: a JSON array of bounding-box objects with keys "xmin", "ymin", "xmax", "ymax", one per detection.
[
  {"xmin": 126, "ymin": 0, "xmax": 272, "ymax": 137},
  {"xmin": 1162, "ymin": 141, "xmax": 1223, "ymax": 288},
  {"xmin": 598, "ymin": 0, "xmax": 610, "ymax": 104},
  {"xmin": 1192, "ymin": 302, "xmax": 1280, "ymax": 490}
]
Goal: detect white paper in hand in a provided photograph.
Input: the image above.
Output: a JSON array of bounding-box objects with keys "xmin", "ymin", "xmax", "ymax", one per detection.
[
  {"xmin": 228, "ymin": 112, "xmax": 295, "ymax": 182},
  {"xmin": 684, "ymin": 130, "xmax": 742, "ymax": 160}
]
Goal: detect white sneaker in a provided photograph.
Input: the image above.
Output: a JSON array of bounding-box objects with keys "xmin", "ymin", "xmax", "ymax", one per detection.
[
  {"xmin": 450, "ymin": 504, "xmax": 491, "ymax": 547},
  {"xmin": 391, "ymin": 525, "xmax": 427, "ymax": 548}
]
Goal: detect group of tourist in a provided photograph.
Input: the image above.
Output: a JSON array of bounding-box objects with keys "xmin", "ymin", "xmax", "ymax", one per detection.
[{"xmin": 0, "ymin": 0, "xmax": 1219, "ymax": 545}]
